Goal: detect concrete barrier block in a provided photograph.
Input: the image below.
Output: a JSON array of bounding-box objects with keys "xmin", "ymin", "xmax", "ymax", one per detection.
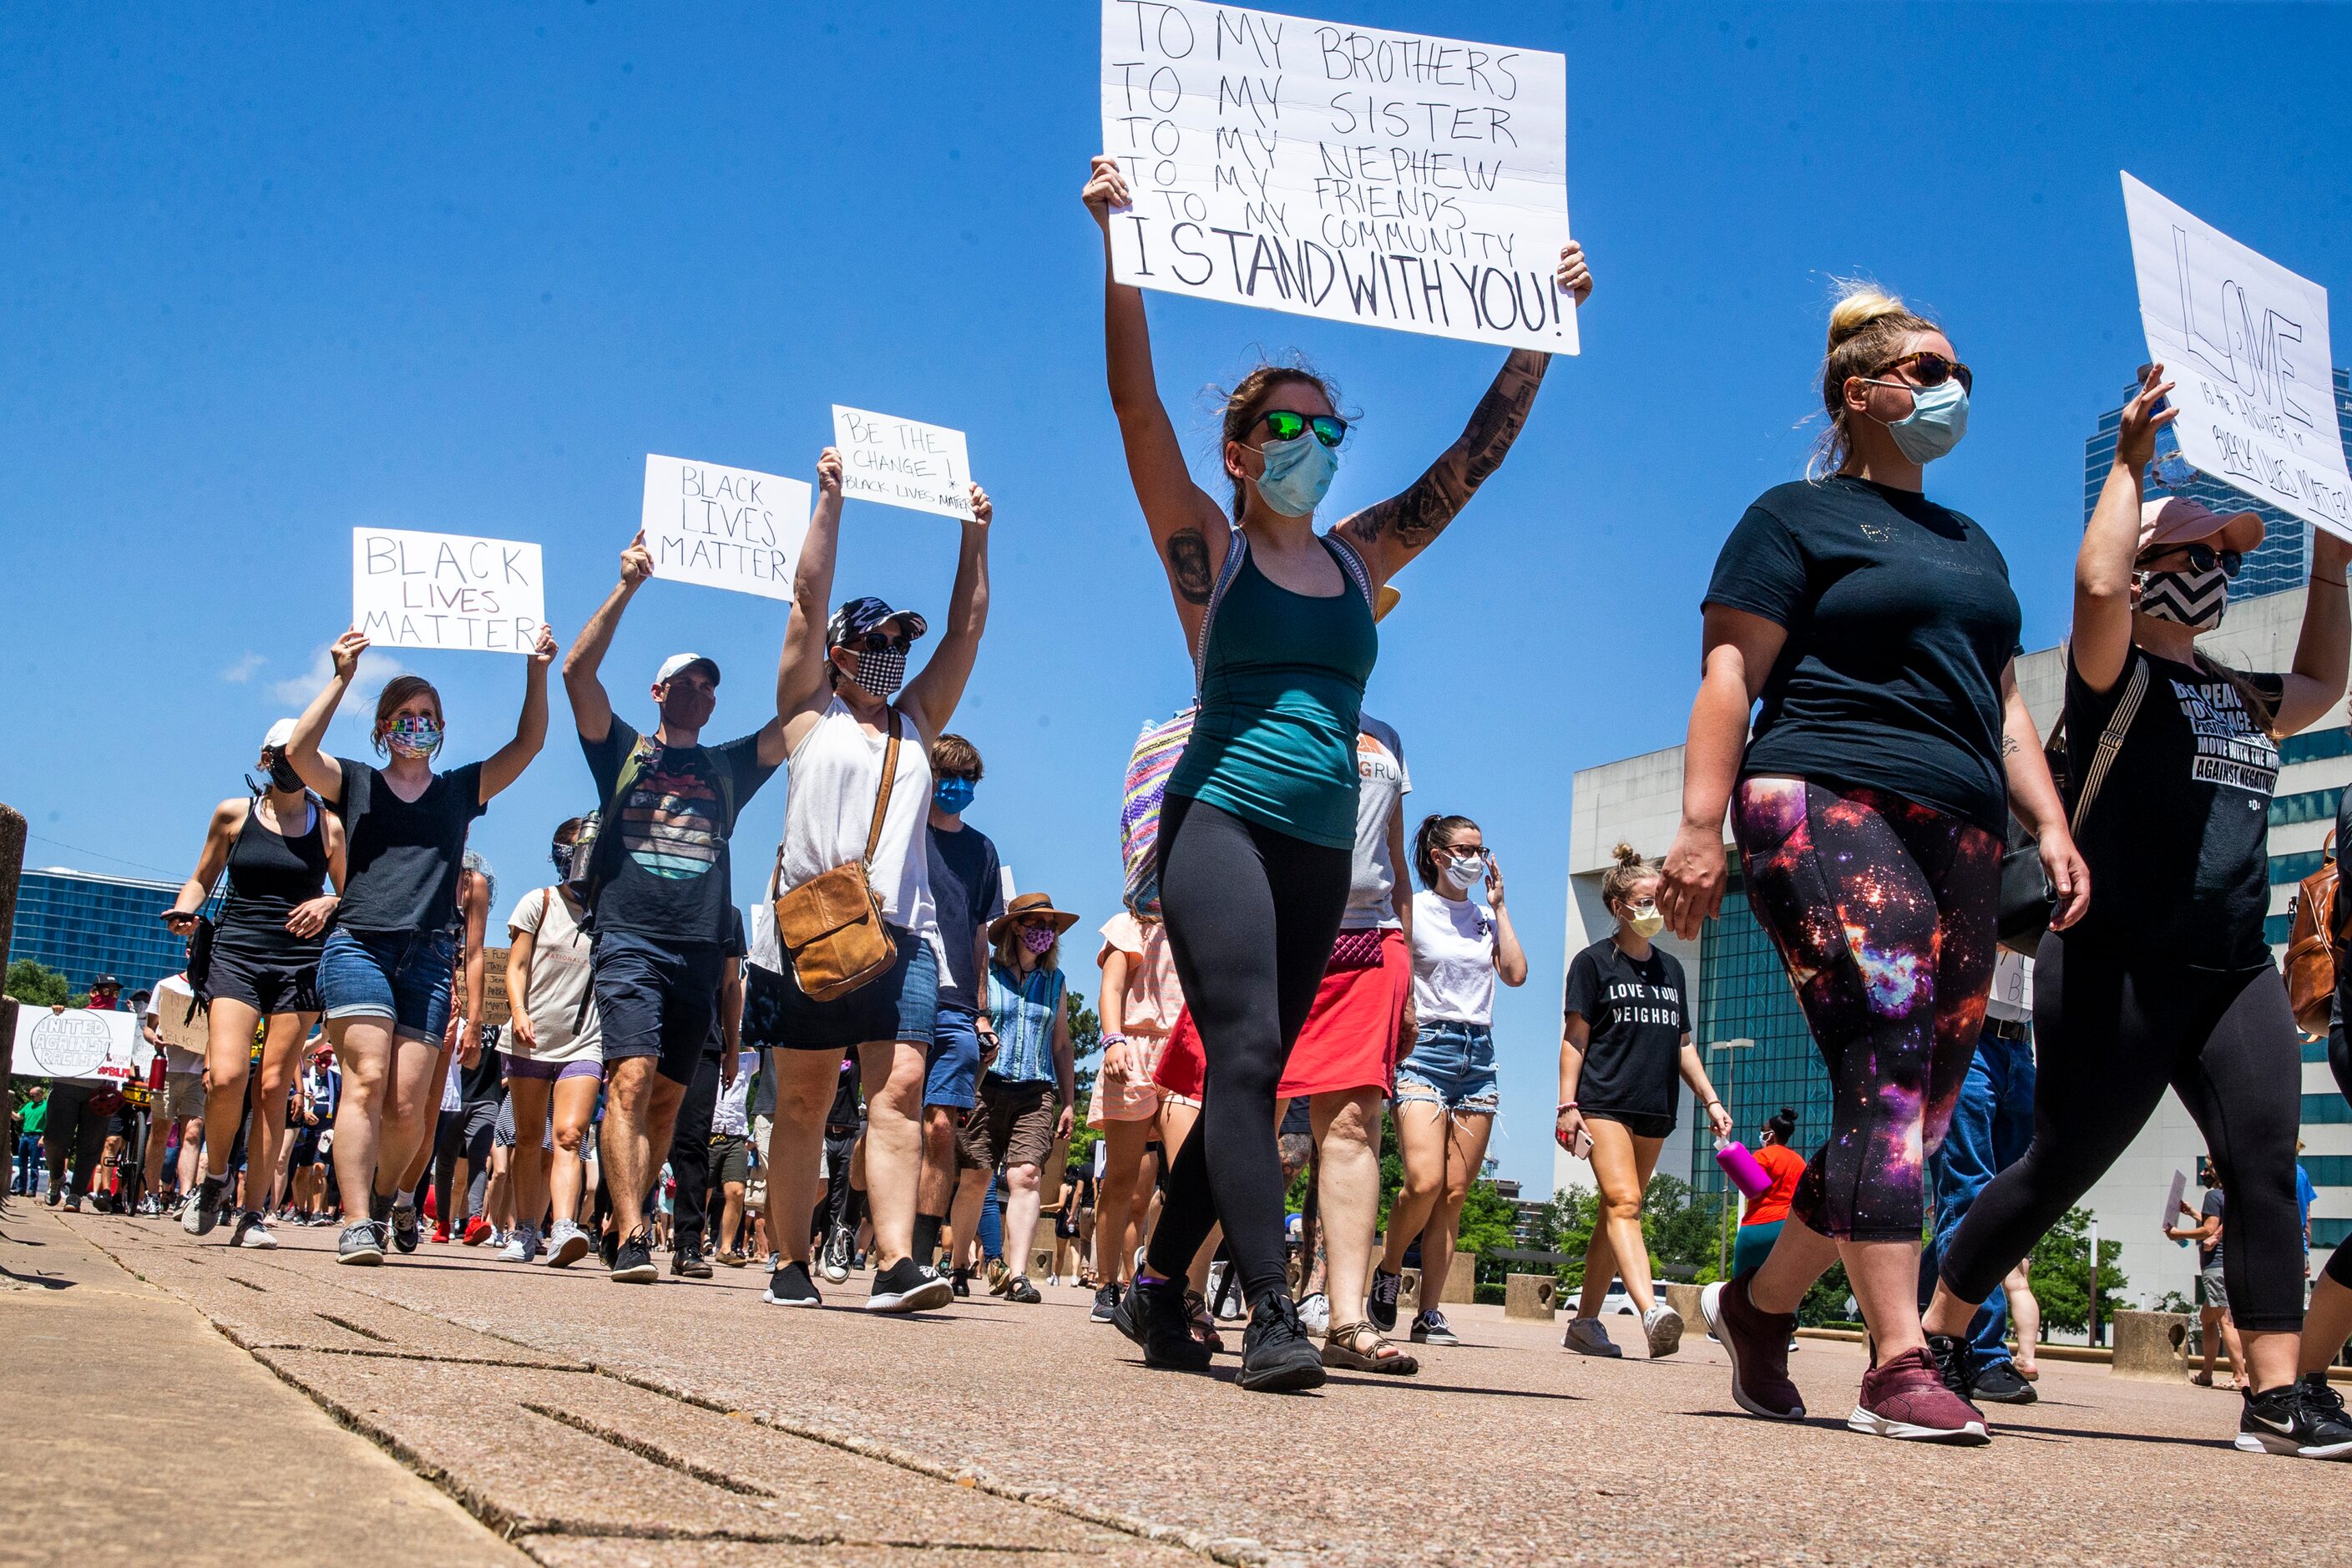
[
  {"xmin": 1398, "ymin": 1267, "xmax": 1422, "ymax": 1317},
  {"xmin": 1662, "ymin": 1282, "xmax": 1704, "ymax": 1327},
  {"xmin": 1441, "ymin": 1250, "xmax": 1478, "ymax": 1305},
  {"xmin": 2111, "ymin": 1310, "xmax": 2189, "ymax": 1382},
  {"xmin": 1029, "ymin": 1246, "xmax": 1055, "ymax": 1281},
  {"xmin": 1505, "ymin": 1273, "xmax": 1558, "ymax": 1321}
]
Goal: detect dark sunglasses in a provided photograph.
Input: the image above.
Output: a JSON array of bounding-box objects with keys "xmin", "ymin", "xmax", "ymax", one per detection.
[
  {"xmin": 2149, "ymin": 543, "xmax": 2243, "ymax": 579},
  {"xmin": 1869, "ymin": 350, "xmax": 1973, "ymax": 395},
  {"xmin": 1256, "ymin": 409, "xmax": 1348, "ymax": 448},
  {"xmin": 853, "ymin": 632, "xmax": 913, "ymax": 655},
  {"xmin": 937, "ymin": 769, "xmax": 978, "ymax": 785}
]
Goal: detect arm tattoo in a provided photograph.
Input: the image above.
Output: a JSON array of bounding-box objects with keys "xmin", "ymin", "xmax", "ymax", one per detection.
[
  {"xmin": 1351, "ymin": 351, "xmax": 1548, "ymax": 551},
  {"xmin": 1165, "ymin": 528, "xmax": 1213, "ymax": 605},
  {"xmin": 2000, "ymin": 734, "xmax": 2021, "ymax": 757}
]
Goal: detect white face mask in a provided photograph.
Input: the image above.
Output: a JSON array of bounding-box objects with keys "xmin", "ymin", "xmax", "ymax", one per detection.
[
  {"xmin": 1623, "ymin": 901, "xmax": 1665, "ymax": 939},
  {"xmin": 1449, "ymin": 852, "xmax": 1488, "ymax": 894}
]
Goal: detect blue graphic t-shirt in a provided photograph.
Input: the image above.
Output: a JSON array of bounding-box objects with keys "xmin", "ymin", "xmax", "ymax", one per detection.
[{"xmin": 581, "ymin": 716, "xmax": 778, "ymax": 947}]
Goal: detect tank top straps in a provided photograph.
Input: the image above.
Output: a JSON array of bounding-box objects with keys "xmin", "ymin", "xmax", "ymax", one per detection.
[{"xmin": 215, "ymin": 797, "xmax": 331, "ymax": 958}]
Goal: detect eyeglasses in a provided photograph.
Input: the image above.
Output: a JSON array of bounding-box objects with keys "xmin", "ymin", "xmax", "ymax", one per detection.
[
  {"xmin": 853, "ymin": 632, "xmax": 913, "ymax": 655},
  {"xmin": 1255, "ymin": 410, "xmax": 1348, "ymax": 448},
  {"xmin": 1867, "ymin": 351, "xmax": 1972, "ymax": 395}
]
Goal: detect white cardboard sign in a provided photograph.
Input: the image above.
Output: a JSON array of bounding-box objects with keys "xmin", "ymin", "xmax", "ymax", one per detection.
[
  {"xmin": 2122, "ymin": 173, "xmax": 2350, "ymax": 538},
  {"xmin": 352, "ymin": 528, "xmax": 549, "ymax": 655},
  {"xmin": 640, "ymin": 455, "xmax": 808, "ymax": 602},
  {"xmin": 830, "ymin": 407, "xmax": 975, "ymax": 519},
  {"xmin": 13, "ymin": 1007, "xmax": 149, "ymax": 1084},
  {"xmin": 1100, "ymin": 1, "xmax": 1574, "ymax": 352}
]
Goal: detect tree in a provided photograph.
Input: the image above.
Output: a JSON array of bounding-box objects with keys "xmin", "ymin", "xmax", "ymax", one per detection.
[
  {"xmin": 1798, "ymin": 1262, "xmax": 1855, "ymax": 1327},
  {"xmin": 6, "ymin": 959, "xmax": 69, "ymax": 1009},
  {"xmin": 1526, "ymin": 1186, "xmax": 1601, "ymax": 1288},
  {"xmin": 1061, "ymin": 990, "xmax": 1103, "ymax": 1172},
  {"xmin": 1640, "ymin": 1175, "xmax": 1730, "ymax": 1282},
  {"xmin": 2027, "ymin": 1206, "xmax": 2127, "ymax": 1334}
]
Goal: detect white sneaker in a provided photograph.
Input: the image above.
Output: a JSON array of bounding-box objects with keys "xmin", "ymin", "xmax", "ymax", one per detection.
[
  {"xmin": 1297, "ymin": 1292, "xmax": 1331, "ymax": 1335},
  {"xmin": 1563, "ymin": 1316, "xmax": 1624, "ymax": 1357},
  {"xmin": 544, "ymin": 1220, "xmax": 590, "ymax": 1268},
  {"xmin": 1643, "ymin": 1302, "xmax": 1685, "ymax": 1358},
  {"xmin": 231, "ymin": 1210, "xmax": 278, "ymax": 1250},
  {"xmin": 501, "ymin": 1225, "xmax": 541, "ymax": 1264}
]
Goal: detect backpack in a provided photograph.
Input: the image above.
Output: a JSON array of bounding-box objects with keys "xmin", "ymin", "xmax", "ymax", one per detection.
[
  {"xmin": 1121, "ymin": 530, "xmax": 1377, "ymax": 918},
  {"xmin": 2286, "ymin": 829, "xmax": 2344, "ymax": 1035},
  {"xmin": 569, "ymin": 732, "xmax": 738, "ymax": 929}
]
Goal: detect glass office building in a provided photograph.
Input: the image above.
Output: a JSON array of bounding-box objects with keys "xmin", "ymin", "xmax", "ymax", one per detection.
[{"xmin": 8, "ymin": 867, "xmax": 196, "ymax": 998}]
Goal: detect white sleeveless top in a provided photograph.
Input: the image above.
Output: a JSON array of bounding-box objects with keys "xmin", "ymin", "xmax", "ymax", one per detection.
[{"xmin": 760, "ymin": 697, "xmax": 937, "ymax": 972}]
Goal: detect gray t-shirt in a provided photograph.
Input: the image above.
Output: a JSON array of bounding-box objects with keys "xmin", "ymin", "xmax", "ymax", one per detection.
[
  {"xmin": 1342, "ymin": 716, "xmax": 1410, "ymax": 931},
  {"xmin": 2200, "ymin": 1187, "xmax": 2225, "ymax": 1267}
]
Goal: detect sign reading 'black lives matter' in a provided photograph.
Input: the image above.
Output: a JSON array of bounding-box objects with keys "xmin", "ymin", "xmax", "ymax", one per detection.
[{"xmin": 1100, "ymin": 0, "xmax": 1573, "ymax": 352}]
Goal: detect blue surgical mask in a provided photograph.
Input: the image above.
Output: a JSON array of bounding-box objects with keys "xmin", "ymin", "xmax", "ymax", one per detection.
[
  {"xmin": 1877, "ymin": 377, "xmax": 1969, "ymax": 464},
  {"xmin": 933, "ymin": 776, "xmax": 976, "ymax": 815},
  {"xmin": 1253, "ymin": 432, "xmax": 1338, "ymax": 517}
]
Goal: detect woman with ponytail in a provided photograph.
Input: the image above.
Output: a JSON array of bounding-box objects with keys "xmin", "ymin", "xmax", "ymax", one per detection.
[
  {"xmin": 1556, "ymin": 843, "xmax": 1728, "ymax": 1359},
  {"xmin": 1663, "ymin": 282, "xmax": 2086, "ymax": 1444},
  {"xmin": 1732, "ymin": 1108, "xmax": 1806, "ymax": 1279}
]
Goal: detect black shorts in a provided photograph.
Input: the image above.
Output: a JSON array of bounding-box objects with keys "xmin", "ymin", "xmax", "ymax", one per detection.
[
  {"xmin": 207, "ymin": 948, "xmax": 321, "ymax": 1016},
  {"xmin": 289, "ymin": 1126, "xmax": 325, "ymax": 1168},
  {"xmin": 744, "ymin": 927, "xmax": 938, "ymax": 1055},
  {"xmin": 592, "ymin": 932, "xmax": 726, "ymax": 1086},
  {"xmin": 1583, "ymin": 1107, "xmax": 1677, "ymax": 1141}
]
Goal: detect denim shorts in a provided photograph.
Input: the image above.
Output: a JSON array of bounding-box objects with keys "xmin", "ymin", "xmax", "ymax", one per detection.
[
  {"xmin": 316, "ymin": 928, "xmax": 453, "ymax": 1044},
  {"xmin": 925, "ymin": 1004, "xmax": 984, "ymax": 1110},
  {"xmin": 1393, "ymin": 1019, "xmax": 1499, "ymax": 1115},
  {"xmin": 749, "ymin": 924, "xmax": 938, "ymax": 1055}
]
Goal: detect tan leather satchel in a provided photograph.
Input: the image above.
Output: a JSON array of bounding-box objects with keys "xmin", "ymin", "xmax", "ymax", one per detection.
[
  {"xmin": 2287, "ymin": 829, "xmax": 2340, "ymax": 1036},
  {"xmin": 773, "ymin": 711, "xmax": 903, "ymax": 1003}
]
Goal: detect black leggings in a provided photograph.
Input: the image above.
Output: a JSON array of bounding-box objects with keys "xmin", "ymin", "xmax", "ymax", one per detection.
[
  {"xmin": 1942, "ymin": 932, "xmax": 2307, "ymax": 1333},
  {"xmin": 1147, "ymin": 795, "xmax": 1349, "ymax": 1302}
]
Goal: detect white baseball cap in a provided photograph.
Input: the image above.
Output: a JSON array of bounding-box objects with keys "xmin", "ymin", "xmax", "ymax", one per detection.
[
  {"xmin": 261, "ymin": 718, "xmax": 298, "ymax": 750},
  {"xmin": 656, "ymin": 652, "xmax": 721, "ymax": 685}
]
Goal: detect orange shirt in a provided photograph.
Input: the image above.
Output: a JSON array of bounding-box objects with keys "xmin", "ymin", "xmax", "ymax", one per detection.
[{"xmin": 1743, "ymin": 1142, "xmax": 1807, "ymax": 1227}]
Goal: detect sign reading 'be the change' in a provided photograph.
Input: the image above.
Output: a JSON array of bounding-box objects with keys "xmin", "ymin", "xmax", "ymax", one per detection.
[
  {"xmin": 352, "ymin": 527, "xmax": 548, "ymax": 654},
  {"xmin": 831, "ymin": 407, "xmax": 975, "ymax": 520},
  {"xmin": 1100, "ymin": 0, "xmax": 1573, "ymax": 352}
]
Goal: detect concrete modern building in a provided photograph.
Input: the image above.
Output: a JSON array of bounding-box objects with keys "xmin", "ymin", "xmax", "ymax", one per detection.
[
  {"xmin": 7, "ymin": 866, "xmax": 195, "ymax": 998},
  {"xmin": 1560, "ymin": 584, "xmax": 2352, "ymax": 1314}
]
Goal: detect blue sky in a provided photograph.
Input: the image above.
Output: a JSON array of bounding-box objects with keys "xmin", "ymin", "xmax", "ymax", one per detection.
[{"xmin": 4, "ymin": 4, "xmax": 2348, "ymax": 1192}]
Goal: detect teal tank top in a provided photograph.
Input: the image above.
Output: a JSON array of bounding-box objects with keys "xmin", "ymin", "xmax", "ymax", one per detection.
[{"xmin": 1166, "ymin": 534, "xmax": 1378, "ymax": 849}]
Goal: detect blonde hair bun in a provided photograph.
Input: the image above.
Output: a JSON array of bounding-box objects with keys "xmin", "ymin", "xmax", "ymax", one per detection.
[
  {"xmin": 1610, "ymin": 842, "xmax": 1646, "ymax": 869},
  {"xmin": 1601, "ymin": 842, "xmax": 1657, "ymax": 909},
  {"xmin": 1826, "ymin": 280, "xmax": 1913, "ymax": 347}
]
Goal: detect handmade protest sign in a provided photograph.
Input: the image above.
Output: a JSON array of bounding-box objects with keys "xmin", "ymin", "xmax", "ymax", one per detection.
[
  {"xmin": 13, "ymin": 1006, "xmax": 146, "ymax": 1084},
  {"xmin": 830, "ymin": 407, "xmax": 976, "ymax": 520},
  {"xmin": 352, "ymin": 528, "xmax": 548, "ymax": 655},
  {"xmin": 640, "ymin": 455, "xmax": 808, "ymax": 601},
  {"xmin": 1100, "ymin": 1, "xmax": 1573, "ymax": 352},
  {"xmin": 2122, "ymin": 174, "xmax": 2350, "ymax": 539}
]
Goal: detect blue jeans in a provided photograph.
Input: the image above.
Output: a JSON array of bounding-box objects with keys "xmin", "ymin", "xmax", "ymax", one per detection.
[
  {"xmin": 1394, "ymin": 1020, "xmax": 1500, "ymax": 1114},
  {"xmin": 1921, "ymin": 1024, "xmax": 2036, "ymax": 1373},
  {"xmin": 317, "ymin": 928, "xmax": 454, "ymax": 1044}
]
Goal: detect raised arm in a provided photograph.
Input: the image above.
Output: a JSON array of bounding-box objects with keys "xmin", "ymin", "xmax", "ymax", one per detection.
[
  {"xmin": 779, "ymin": 448, "xmax": 846, "ymax": 732},
  {"xmin": 2075, "ymin": 366, "xmax": 2172, "ymax": 694},
  {"xmin": 286, "ymin": 630, "xmax": 367, "ymax": 805},
  {"xmin": 480, "ymin": 624, "xmax": 558, "ymax": 802},
  {"xmin": 1335, "ymin": 243, "xmax": 1592, "ymax": 585},
  {"xmin": 1084, "ymin": 154, "xmax": 1233, "ymax": 624},
  {"xmin": 564, "ymin": 532, "xmax": 654, "ymax": 746},
  {"xmin": 2276, "ymin": 529, "xmax": 2352, "ymax": 736},
  {"xmin": 900, "ymin": 484, "xmax": 992, "ymax": 739},
  {"xmin": 162, "ymin": 800, "xmax": 245, "ymax": 932},
  {"xmin": 1661, "ymin": 606, "xmax": 1786, "ymax": 939}
]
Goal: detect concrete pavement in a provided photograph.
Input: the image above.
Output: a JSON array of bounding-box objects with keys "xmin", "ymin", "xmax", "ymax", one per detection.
[{"xmin": 8, "ymin": 1196, "xmax": 2344, "ymax": 1565}]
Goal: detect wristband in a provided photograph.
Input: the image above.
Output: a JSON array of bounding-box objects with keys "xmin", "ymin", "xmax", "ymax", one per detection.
[
  {"xmin": 1555, "ymin": 1101, "xmax": 1579, "ymax": 1115},
  {"xmin": 1102, "ymin": 1032, "xmax": 1129, "ymax": 1046}
]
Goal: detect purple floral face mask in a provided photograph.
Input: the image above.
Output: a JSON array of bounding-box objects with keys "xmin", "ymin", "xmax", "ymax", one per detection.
[{"xmin": 1020, "ymin": 924, "xmax": 1055, "ymax": 956}]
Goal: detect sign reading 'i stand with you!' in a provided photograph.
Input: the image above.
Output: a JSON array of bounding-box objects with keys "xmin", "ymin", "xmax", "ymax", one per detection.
[
  {"xmin": 352, "ymin": 527, "xmax": 548, "ymax": 654},
  {"xmin": 1100, "ymin": 0, "xmax": 1573, "ymax": 352},
  {"xmin": 2122, "ymin": 173, "xmax": 2350, "ymax": 539}
]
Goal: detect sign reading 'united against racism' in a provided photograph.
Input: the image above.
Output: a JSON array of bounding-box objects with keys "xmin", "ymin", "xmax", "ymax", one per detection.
[{"xmin": 1099, "ymin": 1, "xmax": 1574, "ymax": 352}]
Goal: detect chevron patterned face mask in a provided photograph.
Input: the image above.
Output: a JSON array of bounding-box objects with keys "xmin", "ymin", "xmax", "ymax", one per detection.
[{"xmin": 2138, "ymin": 564, "xmax": 2228, "ymax": 631}]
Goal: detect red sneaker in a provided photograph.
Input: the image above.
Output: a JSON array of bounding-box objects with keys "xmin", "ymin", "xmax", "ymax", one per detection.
[
  {"xmin": 463, "ymin": 1216, "xmax": 491, "ymax": 1246},
  {"xmin": 431, "ymin": 1223, "xmax": 452, "ymax": 1244},
  {"xmin": 1849, "ymin": 1347, "xmax": 1991, "ymax": 1444},
  {"xmin": 1700, "ymin": 1275, "xmax": 1804, "ymax": 1420}
]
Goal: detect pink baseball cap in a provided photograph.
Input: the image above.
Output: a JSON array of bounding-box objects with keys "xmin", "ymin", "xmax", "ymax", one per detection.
[{"xmin": 2139, "ymin": 497, "xmax": 2264, "ymax": 559}]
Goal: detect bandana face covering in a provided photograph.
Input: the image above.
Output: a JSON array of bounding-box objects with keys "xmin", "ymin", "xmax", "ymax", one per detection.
[
  {"xmin": 852, "ymin": 645, "xmax": 908, "ymax": 700},
  {"xmin": 2138, "ymin": 565, "xmax": 2228, "ymax": 631},
  {"xmin": 385, "ymin": 716, "xmax": 443, "ymax": 758}
]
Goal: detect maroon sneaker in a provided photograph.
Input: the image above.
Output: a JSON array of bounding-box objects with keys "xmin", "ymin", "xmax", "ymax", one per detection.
[
  {"xmin": 1700, "ymin": 1275, "xmax": 1804, "ymax": 1421},
  {"xmin": 1849, "ymin": 1347, "xmax": 1991, "ymax": 1444}
]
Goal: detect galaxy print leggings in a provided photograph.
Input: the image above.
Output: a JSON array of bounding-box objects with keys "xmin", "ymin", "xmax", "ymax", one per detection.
[{"xmin": 1730, "ymin": 777, "xmax": 2002, "ymax": 1244}]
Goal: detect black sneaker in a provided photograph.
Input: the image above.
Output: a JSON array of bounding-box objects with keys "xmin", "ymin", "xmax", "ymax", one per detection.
[
  {"xmin": 671, "ymin": 1248, "xmax": 713, "ymax": 1280},
  {"xmin": 1969, "ymin": 1357, "xmax": 2039, "ymax": 1405},
  {"xmin": 1237, "ymin": 1295, "xmax": 1328, "ymax": 1393},
  {"xmin": 1925, "ymin": 1333, "xmax": 1977, "ymax": 1401},
  {"xmin": 1368, "ymin": 1267, "xmax": 1402, "ymax": 1333},
  {"xmin": 230, "ymin": 1210, "xmax": 278, "ymax": 1251},
  {"xmin": 181, "ymin": 1176, "xmax": 225, "ymax": 1237},
  {"xmin": 865, "ymin": 1257, "xmax": 953, "ymax": 1313},
  {"xmin": 2238, "ymin": 1377, "xmax": 2352, "ymax": 1459},
  {"xmin": 762, "ymin": 1261, "xmax": 822, "ymax": 1308},
  {"xmin": 336, "ymin": 1220, "xmax": 387, "ymax": 1266},
  {"xmin": 1114, "ymin": 1276, "xmax": 1213, "ymax": 1371},
  {"xmin": 1409, "ymin": 1309, "xmax": 1459, "ymax": 1347},
  {"xmin": 1091, "ymin": 1282, "xmax": 1123, "ymax": 1323},
  {"xmin": 950, "ymin": 1268, "xmax": 973, "ymax": 1298},
  {"xmin": 389, "ymin": 1202, "xmax": 421, "ymax": 1254},
  {"xmin": 610, "ymin": 1233, "xmax": 658, "ymax": 1284}
]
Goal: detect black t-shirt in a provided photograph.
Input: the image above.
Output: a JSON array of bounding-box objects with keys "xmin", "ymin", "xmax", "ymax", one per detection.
[
  {"xmin": 927, "ymin": 821, "xmax": 1004, "ymax": 1012},
  {"xmin": 825, "ymin": 1055, "xmax": 862, "ymax": 1130},
  {"xmin": 458, "ymin": 1045, "xmax": 503, "ymax": 1106},
  {"xmin": 2064, "ymin": 645, "xmax": 2282, "ymax": 969},
  {"xmin": 331, "ymin": 760, "xmax": 488, "ymax": 936},
  {"xmin": 1561, "ymin": 938, "xmax": 1690, "ymax": 1122},
  {"xmin": 580, "ymin": 717, "xmax": 778, "ymax": 948},
  {"xmin": 1706, "ymin": 477, "xmax": 2021, "ymax": 835}
]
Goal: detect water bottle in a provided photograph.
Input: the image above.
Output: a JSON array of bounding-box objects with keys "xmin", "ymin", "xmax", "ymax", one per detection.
[
  {"xmin": 1714, "ymin": 1136, "xmax": 1773, "ymax": 1201},
  {"xmin": 2147, "ymin": 393, "xmax": 2197, "ymax": 490}
]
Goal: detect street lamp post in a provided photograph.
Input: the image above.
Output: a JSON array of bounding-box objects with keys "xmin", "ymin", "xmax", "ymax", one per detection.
[{"xmin": 1707, "ymin": 1038, "xmax": 1758, "ymax": 1279}]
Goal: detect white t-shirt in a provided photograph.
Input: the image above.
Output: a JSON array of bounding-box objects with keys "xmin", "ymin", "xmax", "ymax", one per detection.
[
  {"xmin": 506, "ymin": 886, "xmax": 602, "ymax": 1063},
  {"xmin": 1411, "ymin": 889, "xmax": 1498, "ymax": 1025},
  {"xmin": 1986, "ymin": 950, "xmax": 2032, "ymax": 1024},
  {"xmin": 711, "ymin": 1049, "xmax": 757, "ymax": 1136},
  {"xmin": 1343, "ymin": 716, "xmax": 1410, "ymax": 931},
  {"xmin": 757, "ymin": 696, "xmax": 937, "ymax": 972}
]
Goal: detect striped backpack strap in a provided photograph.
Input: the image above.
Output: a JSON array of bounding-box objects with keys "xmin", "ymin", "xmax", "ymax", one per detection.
[
  {"xmin": 1322, "ymin": 531, "xmax": 1377, "ymax": 616},
  {"xmin": 1189, "ymin": 525, "xmax": 1250, "ymax": 694}
]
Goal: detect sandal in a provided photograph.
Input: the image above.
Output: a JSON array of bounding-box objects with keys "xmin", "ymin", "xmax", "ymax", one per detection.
[{"xmin": 1322, "ymin": 1321, "xmax": 1419, "ymax": 1376}]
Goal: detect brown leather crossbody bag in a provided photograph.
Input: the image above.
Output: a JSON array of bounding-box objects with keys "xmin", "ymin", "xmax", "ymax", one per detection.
[{"xmin": 772, "ymin": 711, "xmax": 902, "ymax": 1002}]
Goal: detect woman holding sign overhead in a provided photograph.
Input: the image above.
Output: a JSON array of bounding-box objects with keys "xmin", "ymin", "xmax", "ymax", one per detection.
[
  {"xmin": 282, "ymin": 621, "xmax": 557, "ymax": 1267},
  {"xmin": 1082, "ymin": 153, "xmax": 1591, "ymax": 1394}
]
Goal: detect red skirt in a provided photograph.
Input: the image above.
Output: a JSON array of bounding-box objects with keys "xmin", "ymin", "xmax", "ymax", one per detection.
[{"xmin": 1153, "ymin": 928, "xmax": 1409, "ymax": 1103}]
